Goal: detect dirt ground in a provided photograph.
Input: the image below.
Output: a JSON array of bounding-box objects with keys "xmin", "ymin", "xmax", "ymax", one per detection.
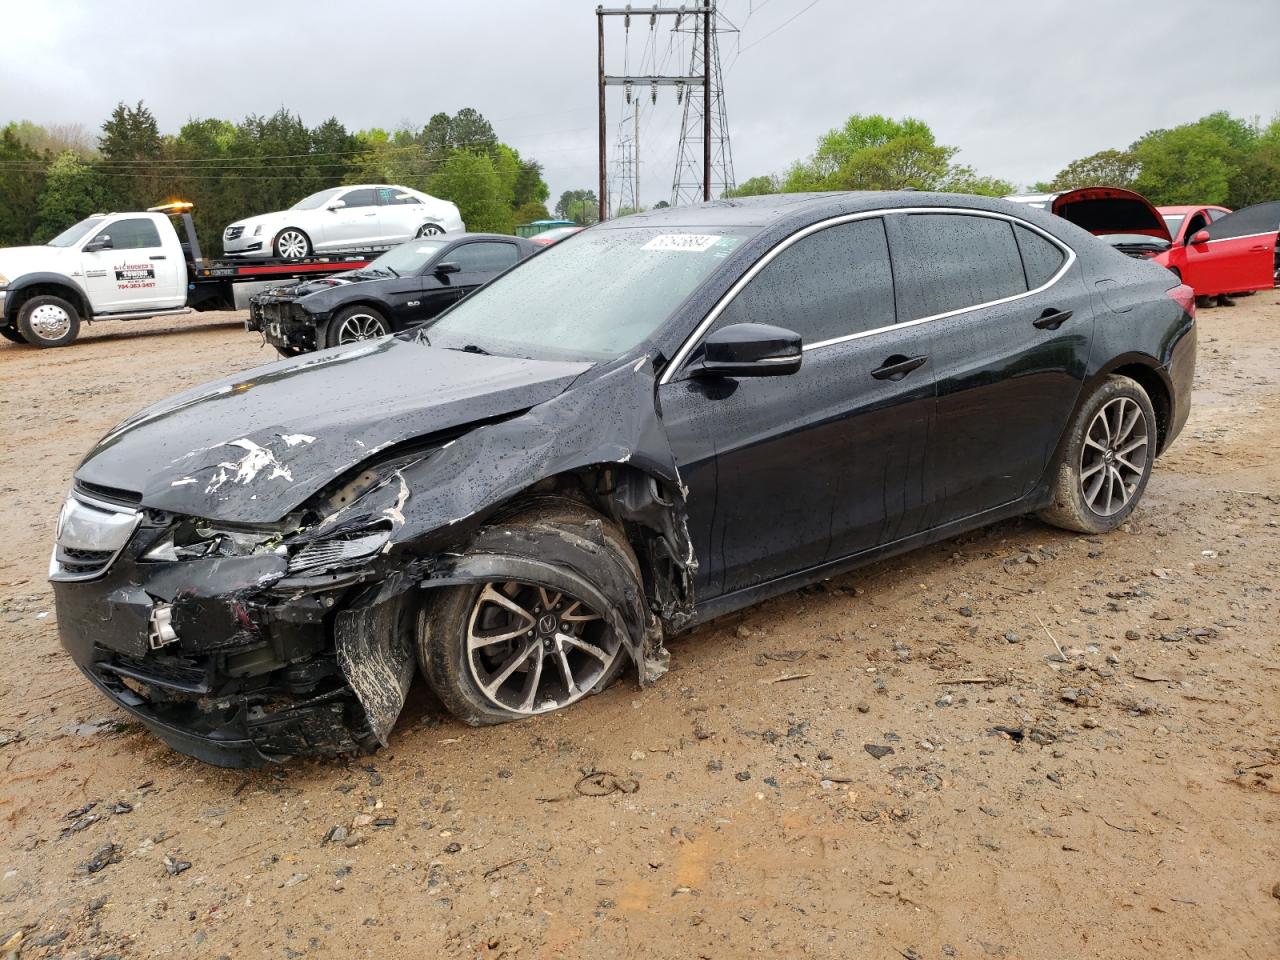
[{"xmin": 1, "ymin": 299, "xmax": 1277, "ymax": 960}]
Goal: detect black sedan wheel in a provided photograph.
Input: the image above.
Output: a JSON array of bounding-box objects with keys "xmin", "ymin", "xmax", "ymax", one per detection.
[
  {"xmin": 326, "ymin": 306, "xmax": 391, "ymax": 347},
  {"xmin": 417, "ymin": 504, "xmax": 635, "ymax": 725},
  {"xmin": 1039, "ymin": 375, "xmax": 1155, "ymax": 533}
]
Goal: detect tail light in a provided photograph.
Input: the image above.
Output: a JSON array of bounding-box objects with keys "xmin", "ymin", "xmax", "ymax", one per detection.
[{"xmin": 1166, "ymin": 283, "xmax": 1195, "ymax": 320}]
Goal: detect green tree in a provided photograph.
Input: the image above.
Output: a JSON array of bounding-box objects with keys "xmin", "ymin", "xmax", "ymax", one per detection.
[
  {"xmin": 0, "ymin": 127, "xmax": 46, "ymax": 244},
  {"xmin": 1131, "ymin": 125, "xmax": 1237, "ymax": 205},
  {"xmin": 99, "ymin": 101, "xmax": 162, "ymax": 209},
  {"xmin": 34, "ymin": 151, "xmax": 111, "ymax": 241},
  {"xmin": 1048, "ymin": 149, "xmax": 1139, "ymax": 190},
  {"xmin": 723, "ymin": 175, "xmax": 779, "ymax": 197},
  {"xmin": 555, "ymin": 189, "xmax": 597, "ymax": 221},
  {"xmin": 427, "ymin": 151, "xmax": 514, "ymax": 233},
  {"xmin": 940, "ymin": 166, "xmax": 1015, "ymax": 197},
  {"xmin": 514, "ymin": 200, "xmax": 551, "ymax": 224}
]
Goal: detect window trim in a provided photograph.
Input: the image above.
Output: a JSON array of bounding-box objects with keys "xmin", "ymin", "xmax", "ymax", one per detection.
[{"xmin": 660, "ymin": 206, "xmax": 1075, "ymax": 384}]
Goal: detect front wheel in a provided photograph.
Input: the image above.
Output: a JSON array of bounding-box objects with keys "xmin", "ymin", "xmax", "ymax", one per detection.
[
  {"xmin": 273, "ymin": 228, "xmax": 312, "ymax": 260},
  {"xmin": 16, "ymin": 295, "xmax": 81, "ymax": 348},
  {"xmin": 1039, "ymin": 375, "xmax": 1156, "ymax": 534},
  {"xmin": 417, "ymin": 503, "xmax": 637, "ymax": 725},
  {"xmin": 326, "ymin": 305, "xmax": 391, "ymax": 347}
]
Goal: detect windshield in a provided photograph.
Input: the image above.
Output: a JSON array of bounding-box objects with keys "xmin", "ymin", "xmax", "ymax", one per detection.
[
  {"xmin": 291, "ymin": 188, "xmax": 345, "ymax": 211},
  {"xmin": 366, "ymin": 239, "xmax": 449, "ymax": 275},
  {"xmin": 1162, "ymin": 215, "xmax": 1185, "ymax": 238},
  {"xmin": 47, "ymin": 217, "xmax": 107, "ymax": 247},
  {"xmin": 425, "ymin": 226, "xmax": 748, "ymax": 361}
]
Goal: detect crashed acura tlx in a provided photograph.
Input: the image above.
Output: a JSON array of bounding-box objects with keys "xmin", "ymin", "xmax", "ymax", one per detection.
[{"xmin": 52, "ymin": 193, "xmax": 1195, "ymax": 767}]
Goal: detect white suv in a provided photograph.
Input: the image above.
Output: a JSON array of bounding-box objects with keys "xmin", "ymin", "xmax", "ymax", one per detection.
[{"xmin": 222, "ymin": 184, "xmax": 464, "ymax": 260}]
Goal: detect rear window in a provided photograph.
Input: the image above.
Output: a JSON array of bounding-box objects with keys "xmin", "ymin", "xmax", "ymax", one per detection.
[
  {"xmin": 893, "ymin": 214, "xmax": 1027, "ymax": 321},
  {"xmin": 1014, "ymin": 224, "xmax": 1066, "ymax": 289}
]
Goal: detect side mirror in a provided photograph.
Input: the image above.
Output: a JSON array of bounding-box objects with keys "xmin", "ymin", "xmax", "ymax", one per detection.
[
  {"xmin": 84, "ymin": 237, "xmax": 112, "ymax": 252},
  {"xmin": 434, "ymin": 261, "xmax": 461, "ymax": 276},
  {"xmin": 694, "ymin": 322, "xmax": 802, "ymax": 378},
  {"xmin": 1188, "ymin": 229, "xmax": 1210, "ymax": 245},
  {"xmin": 326, "ymin": 199, "xmax": 347, "ymax": 211}
]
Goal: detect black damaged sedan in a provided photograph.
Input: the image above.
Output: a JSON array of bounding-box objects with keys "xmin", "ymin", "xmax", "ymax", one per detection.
[
  {"xmin": 249, "ymin": 232, "xmax": 538, "ymax": 355},
  {"xmin": 52, "ymin": 192, "xmax": 1196, "ymax": 767}
]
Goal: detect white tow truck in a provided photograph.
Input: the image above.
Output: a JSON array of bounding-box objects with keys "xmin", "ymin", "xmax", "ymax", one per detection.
[{"xmin": 0, "ymin": 202, "xmax": 378, "ymax": 348}]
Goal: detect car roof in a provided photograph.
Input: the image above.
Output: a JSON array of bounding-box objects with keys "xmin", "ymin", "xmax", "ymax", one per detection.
[
  {"xmin": 600, "ymin": 191, "xmax": 1043, "ymax": 231},
  {"xmin": 443, "ymin": 232, "xmax": 530, "ymax": 243},
  {"xmin": 1157, "ymin": 205, "xmax": 1229, "ymax": 214}
]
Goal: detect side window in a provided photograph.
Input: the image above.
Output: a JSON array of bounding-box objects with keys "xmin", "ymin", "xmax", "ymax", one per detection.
[
  {"xmin": 714, "ymin": 218, "xmax": 895, "ymax": 344},
  {"xmin": 1207, "ymin": 208, "xmax": 1229, "ymax": 222},
  {"xmin": 340, "ymin": 188, "xmax": 378, "ymax": 208},
  {"xmin": 1014, "ymin": 224, "xmax": 1066, "ymax": 289},
  {"xmin": 1184, "ymin": 212, "xmax": 1209, "ymax": 239},
  {"xmin": 91, "ymin": 218, "xmax": 161, "ymax": 250},
  {"xmin": 451, "ymin": 241, "xmax": 519, "ymax": 273},
  {"xmin": 893, "ymin": 214, "xmax": 1027, "ymax": 321},
  {"xmin": 378, "ymin": 187, "xmax": 420, "ymax": 206}
]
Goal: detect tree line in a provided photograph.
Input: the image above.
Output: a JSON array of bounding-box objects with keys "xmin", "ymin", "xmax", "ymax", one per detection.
[
  {"xmin": 723, "ymin": 110, "xmax": 1280, "ymax": 209},
  {"xmin": 0, "ymin": 103, "xmax": 556, "ymax": 256}
]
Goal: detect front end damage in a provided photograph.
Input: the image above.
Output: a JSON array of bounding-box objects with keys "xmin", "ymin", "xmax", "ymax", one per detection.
[{"xmin": 53, "ymin": 357, "xmax": 695, "ymax": 767}]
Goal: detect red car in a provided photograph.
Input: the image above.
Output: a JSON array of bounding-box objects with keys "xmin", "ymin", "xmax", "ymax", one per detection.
[
  {"xmin": 529, "ymin": 225, "xmax": 585, "ymax": 247},
  {"xmin": 1007, "ymin": 187, "xmax": 1279, "ymax": 297}
]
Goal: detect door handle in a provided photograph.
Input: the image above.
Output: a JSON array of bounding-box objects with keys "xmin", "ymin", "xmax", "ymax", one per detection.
[
  {"xmin": 1033, "ymin": 308, "xmax": 1073, "ymax": 330},
  {"xmin": 149, "ymin": 255, "xmax": 166, "ymax": 260},
  {"xmin": 1249, "ymin": 244, "xmax": 1267, "ymax": 251},
  {"xmin": 871, "ymin": 354, "xmax": 928, "ymax": 381}
]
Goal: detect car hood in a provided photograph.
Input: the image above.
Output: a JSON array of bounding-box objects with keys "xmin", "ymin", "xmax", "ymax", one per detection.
[
  {"xmin": 75, "ymin": 336, "xmax": 593, "ymax": 523},
  {"xmin": 0, "ymin": 245, "xmax": 79, "ymax": 281},
  {"xmin": 1051, "ymin": 187, "xmax": 1171, "ymax": 241},
  {"xmin": 267, "ymin": 270, "xmax": 384, "ymax": 300}
]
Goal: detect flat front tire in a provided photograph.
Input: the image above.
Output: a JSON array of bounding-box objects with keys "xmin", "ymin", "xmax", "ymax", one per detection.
[
  {"xmin": 1039, "ymin": 375, "xmax": 1157, "ymax": 534},
  {"xmin": 417, "ymin": 503, "xmax": 638, "ymax": 726},
  {"xmin": 16, "ymin": 294, "xmax": 80, "ymax": 348}
]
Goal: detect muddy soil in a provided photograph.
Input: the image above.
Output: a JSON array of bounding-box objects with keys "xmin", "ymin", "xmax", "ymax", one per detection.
[{"xmin": 0, "ymin": 302, "xmax": 1277, "ymax": 959}]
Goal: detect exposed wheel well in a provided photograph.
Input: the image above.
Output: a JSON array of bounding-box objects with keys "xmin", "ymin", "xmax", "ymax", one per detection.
[
  {"xmin": 1112, "ymin": 362, "xmax": 1172, "ymax": 453},
  {"xmin": 5, "ymin": 283, "xmax": 89, "ymax": 324}
]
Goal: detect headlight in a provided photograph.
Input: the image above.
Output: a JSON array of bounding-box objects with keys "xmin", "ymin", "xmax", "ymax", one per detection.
[{"xmin": 142, "ymin": 520, "xmax": 286, "ymax": 562}]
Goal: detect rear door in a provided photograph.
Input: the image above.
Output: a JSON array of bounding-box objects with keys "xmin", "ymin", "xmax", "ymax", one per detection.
[
  {"xmin": 1188, "ymin": 201, "xmax": 1280, "ymax": 295},
  {"xmin": 887, "ymin": 211, "xmax": 1093, "ymax": 526},
  {"xmin": 80, "ymin": 216, "xmax": 185, "ymax": 313},
  {"xmin": 377, "ymin": 187, "xmax": 425, "ymax": 243}
]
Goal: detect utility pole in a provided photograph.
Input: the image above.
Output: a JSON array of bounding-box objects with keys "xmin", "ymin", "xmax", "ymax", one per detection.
[
  {"xmin": 702, "ymin": 3, "xmax": 711, "ymax": 202},
  {"xmin": 595, "ymin": 4, "xmax": 714, "ymax": 221}
]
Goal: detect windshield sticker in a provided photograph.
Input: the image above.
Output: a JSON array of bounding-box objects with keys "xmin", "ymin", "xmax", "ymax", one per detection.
[{"xmin": 642, "ymin": 234, "xmax": 723, "ymax": 253}]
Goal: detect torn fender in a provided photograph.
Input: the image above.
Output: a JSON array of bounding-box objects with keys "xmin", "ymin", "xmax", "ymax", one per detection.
[{"xmin": 333, "ymin": 572, "xmax": 417, "ymax": 746}]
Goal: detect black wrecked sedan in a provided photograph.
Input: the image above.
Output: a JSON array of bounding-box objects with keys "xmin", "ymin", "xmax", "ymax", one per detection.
[
  {"xmin": 51, "ymin": 192, "xmax": 1196, "ymax": 767},
  {"xmin": 248, "ymin": 232, "xmax": 538, "ymax": 355}
]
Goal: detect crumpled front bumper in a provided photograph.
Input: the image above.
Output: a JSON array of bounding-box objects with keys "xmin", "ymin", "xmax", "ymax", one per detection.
[
  {"xmin": 53, "ymin": 527, "xmax": 406, "ymax": 768},
  {"xmin": 248, "ymin": 296, "xmax": 323, "ymax": 352}
]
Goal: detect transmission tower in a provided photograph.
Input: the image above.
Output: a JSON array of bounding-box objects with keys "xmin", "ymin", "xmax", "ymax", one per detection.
[
  {"xmin": 671, "ymin": 3, "xmax": 735, "ymax": 206},
  {"xmin": 611, "ymin": 107, "xmax": 640, "ymax": 216}
]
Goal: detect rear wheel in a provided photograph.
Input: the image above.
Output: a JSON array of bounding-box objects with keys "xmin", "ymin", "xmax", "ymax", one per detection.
[
  {"xmin": 415, "ymin": 223, "xmax": 444, "ymax": 238},
  {"xmin": 273, "ymin": 228, "xmax": 312, "ymax": 260},
  {"xmin": 16, "ymin": 295, "xmax": 80, "ymax": 348},
  {"xmin": 1039, "ymin": 375, "xmax": 1156, "ymax": 534},
  {"xmin": 326, "ymin": 305, "xmax": 391, "ymax": 347},
  {"xmin": 417, "ymin": 503, "xmax": 636, "ymax": 726}
]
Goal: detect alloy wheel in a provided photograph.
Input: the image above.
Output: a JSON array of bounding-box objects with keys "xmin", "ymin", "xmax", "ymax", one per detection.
[
  {"xmin": 334, "ymin": 313, "xmax": 388, "ymax": 344},
  {"xmin": 1080, "ymin": 396, "xmax": 1149, "ymax": 517},
  {"xmin": 416, "ymin": 223, "xmax": 444, "ymax": 238},
  {"xmin": 28, "ymin": 303, "xmax": 72, "ymax": 340},
  {"xmin": 276, "ymin": 230, "xmax": 309, "ymax": 259},
  {"xmin": 465, "ymin": 581, "xmax": 620, "ymax": 715}
]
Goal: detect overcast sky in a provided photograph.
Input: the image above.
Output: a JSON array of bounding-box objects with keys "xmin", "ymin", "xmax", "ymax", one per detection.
[{"xmin": 4, "ymin": 0, "xmax": 1278, "ymax": 209}]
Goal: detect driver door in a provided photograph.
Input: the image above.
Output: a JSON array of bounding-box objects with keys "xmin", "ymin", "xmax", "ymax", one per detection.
[
  {"xmin": 80, "ymin": 217, "xmax": 184, "ymax": 313},
  {"xmin": 658, "ymin": 217, "xmax": 936, "ymax": 599},
  {"xmin": 1186, "ymin": 201, "xmax": 1280, "ymax": 295},
  {"xmin": 318, "ymin": 188, "xmax": 382, "ymax": 251}
]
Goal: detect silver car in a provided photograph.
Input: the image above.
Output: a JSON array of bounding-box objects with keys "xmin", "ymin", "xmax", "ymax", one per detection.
[{"xmin": 222, "ymin": 184, "xmax": 465, "ymax": 260}]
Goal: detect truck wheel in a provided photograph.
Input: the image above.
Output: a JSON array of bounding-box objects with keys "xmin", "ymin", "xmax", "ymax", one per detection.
[
  {"xmin": 417, "ymin": 503, "xmax": 636, "ymax": 726},
  {"xmin": 1039, "ymin": 375, "xmax": 1156, "ymax": 534},
  {"xmin": 0, "ymin": 324, "xmax": 28, "ymax": 344},
  {"xmin": 16, "ymin": 295, "xmax": 80, "ymax": 348},
  {"xmin": 327, "ymin": 306, "xmax": 391, "ymax": 346},
  {"xmin": 273, "ymin": 228, "xmax": 312, "ymax": 260}
]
